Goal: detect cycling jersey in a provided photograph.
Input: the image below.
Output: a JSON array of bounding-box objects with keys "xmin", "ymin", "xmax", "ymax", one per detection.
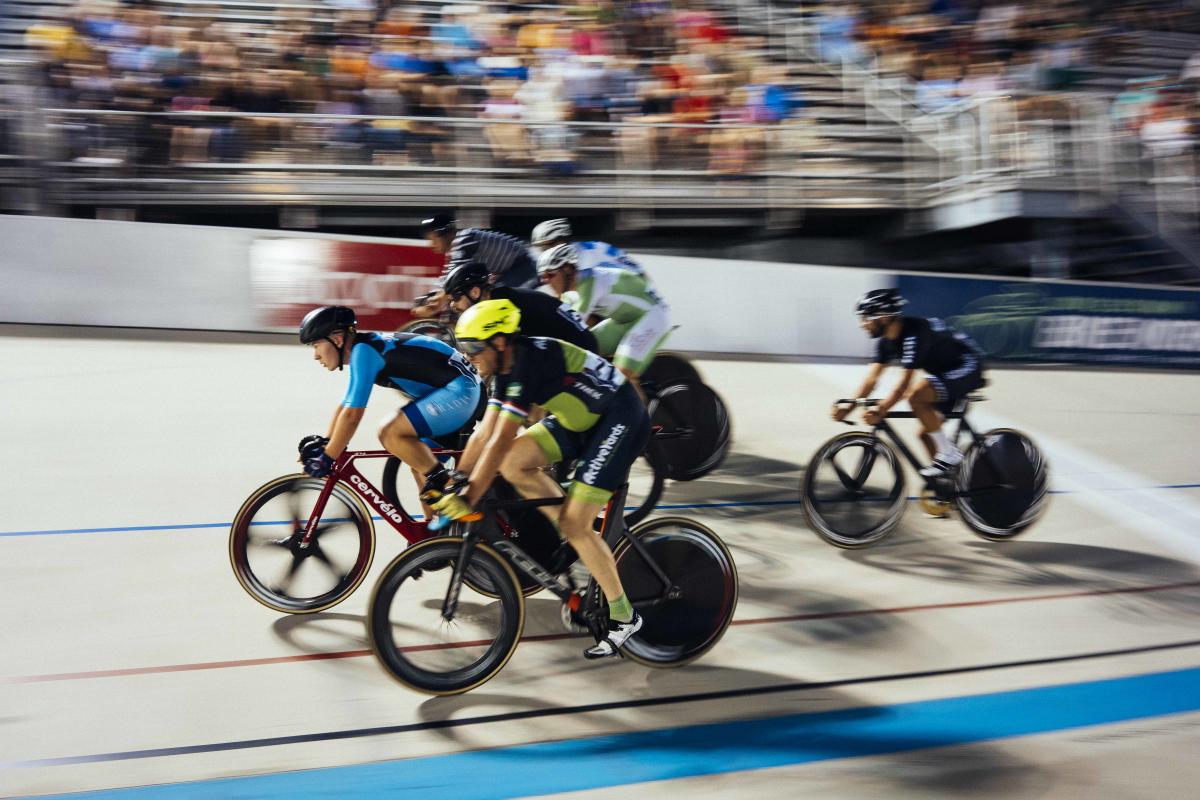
[
  {"xmin": 489, "ymin": 286, "xmax": 598, "ymax": 353},
  {"xmin": 446, "ymin": 228, "xmax": 538, "ymax": 289},
  {"xmin": 344, "ymin": 331, "xmax": 479, "ymax": 408},
  {"xmin": 573, "ymin": 240, "xmax": 645, "ymax": 276},
  {"xmin": 569, "ymin": 265, "xmax": 665, "ymax": 323},
  {"xmin": 871, "ymin": 317, "xmax": 983, "ymax": 375},
  {"xmin": 490, "ymin": 336, "xmax": 625, "ymax": 432}
]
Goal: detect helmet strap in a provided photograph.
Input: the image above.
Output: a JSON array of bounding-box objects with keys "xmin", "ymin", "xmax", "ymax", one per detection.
[{"xmin": 330, "ymin": 328, "xmax": 355, "ymax": 371}]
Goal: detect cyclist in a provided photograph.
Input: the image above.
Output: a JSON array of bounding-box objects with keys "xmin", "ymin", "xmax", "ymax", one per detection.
[
  {"xmin": 530, "ymin": 218, "xmax": 647, "ymax": 277},
  {"xmin": 833, "ymin": 289, "xmax": 986, "ymax": 477},
  {"xmin": 536, "ymin": 242, "xmax": 670, "ymax": 391},
  {"xmin": 429, "ymin": 299, "xmax": 648, "ymax": 659},
  {"xmin": 413, "ymin": 213, "xmax": 538, "ymax": 319},
  {"xmin": 442, "ymin": 260, "xmax": 598, "ymax": 354},
  {"xmin": 297, "ymin": 305, "xmax": 482, "ymax": 521}
]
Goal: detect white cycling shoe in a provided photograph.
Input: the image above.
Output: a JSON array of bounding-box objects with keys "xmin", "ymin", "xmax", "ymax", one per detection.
[
  {"xmin": 583, "ymin": 612, "xmax": 643, "ymax": 659},
  {"xmin": 919, "ymin": 450, "xmax": 964, "ymax": 478}
]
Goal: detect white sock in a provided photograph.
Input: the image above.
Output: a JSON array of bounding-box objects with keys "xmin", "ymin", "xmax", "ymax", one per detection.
[{"xmin": 929, "ymin": 430, "xmax": 961, "ymax": 461}]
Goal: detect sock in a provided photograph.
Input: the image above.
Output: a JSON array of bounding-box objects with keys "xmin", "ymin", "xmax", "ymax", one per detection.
[
  {"xmin": 608, "ymin": 593, "xmax": 633, "ymax": 623},
  {"xmin": 928, "ymin": 430, "xmax": 960, "ymax": 460}
]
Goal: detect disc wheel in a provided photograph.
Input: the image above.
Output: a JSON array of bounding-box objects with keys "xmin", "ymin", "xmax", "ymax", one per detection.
[
  {"xmin": 957, "ymin": 429, "xmax": 1049, "ymax": 541},
  {"xmin": 229, "ymin": 474, "xmax": 375, "ymax": 613},
  {"xmin": 588, "ymin": 517, "xmax": 737, "ymax": 667},
  {"xmin": 642, "ymin": 352, "xmax": 702, "ymax": 386},
  {"xmin": 649, "ymin": 379, "xmax": 732, "ymax": 481},
  {"xmin": 368, "ymin": 537, "xmax": 524, "ymax": 695},
  {"xmin": 801, "ymin": 432, "xmax": 907, "ymax": 548}
]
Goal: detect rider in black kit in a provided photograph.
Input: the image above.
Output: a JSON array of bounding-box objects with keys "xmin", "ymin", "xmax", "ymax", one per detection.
[
  {"xmin": 834, "ymin": 289, "xmax": 986, "ymax": 477},
  {"xmin": 442, "ymin": 260, "xmax": 599, "ymax": 354}
]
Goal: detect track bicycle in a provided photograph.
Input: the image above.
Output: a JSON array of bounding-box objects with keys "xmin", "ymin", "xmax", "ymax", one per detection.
[
  {"xmin": 228, "ymin": 448, "xmax": 561, "ymax": 613},
  {"xmin": 367, "ymin": 483, "xmax": 739, "ymax": 695},
  {"xmin": 801, "ymin": 394, "xmax": 1049, "ymax": 548}
]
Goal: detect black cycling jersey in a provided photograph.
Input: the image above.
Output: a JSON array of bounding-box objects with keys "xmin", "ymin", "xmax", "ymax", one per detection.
[
  {"xmin": 446, "ymin": 228, "xmax": 538, "ymax": 289},
  {"xmin": 872, "ymin": 317, "xmax": 983, "ymax": 376},
  {"xmin": 490, "ymin": 336, "xmax": 625, "ymax": 432},
  {"xmin": 489, "ymin": 287, "xmax": 598, "ymax": 353}
]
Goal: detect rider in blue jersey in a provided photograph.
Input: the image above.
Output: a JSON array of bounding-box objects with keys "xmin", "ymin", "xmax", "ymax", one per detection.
[{"xmin": 297, "ymin": 306, "xmax": 482, "ymax": 521}]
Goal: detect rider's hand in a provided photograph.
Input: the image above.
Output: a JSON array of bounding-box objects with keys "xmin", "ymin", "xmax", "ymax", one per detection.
[
  {"xmin": 303, "ymin": 451, "xmax": 335, "ymax": 478},
  {"xmin": 863, "ymin": 407, "xmax": 886, "ymax": 426},
  {"xmin": 432, "ymin": 491, "xmax": 473, "ymax": 522},
  {"xmin": 298, "ymin": 434, "xmax": 329, "ymax": 461},
  {"xmin": 831, "ymin": 403, "xmax": 852, "ymax": 422}
]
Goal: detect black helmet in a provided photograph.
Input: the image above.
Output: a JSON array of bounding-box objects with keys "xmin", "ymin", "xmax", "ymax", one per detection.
[
  {"xmin": 442, "ymin": 261, "xmax": 491, "ymax": 298},
  {"xmin": 420, "ymin": 212, "xmax": 457, "ymax": 235},
  {"xmin": 856, "ymin": 289, "xmax": 906, "ymax": 319},
  {"xmin": 299, "ymin": 305, "xmax": 357, "ymax": 344}
]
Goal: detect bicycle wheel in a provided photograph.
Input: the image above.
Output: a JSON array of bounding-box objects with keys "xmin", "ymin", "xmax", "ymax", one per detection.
[
  {"xmin": 229, "ymin": 474, "xmax": 375, "ymax": 613},
  {"xmin": 642, "ymin": 352, "xmax": 702, "ymax": 386},
  {"xmin": 397, "ymin": 318, "xmax": 457, "ymax": 347},
  {"xmin": 650, "ymin": 379, "xmax": 732, "ymax": 481},
  {"xmin": 622, "ymin": 440, "xmax": 666, "ymax": 526},
  {"xmin": 957, "ymin": 428, "xmax": 1049, "ymax": 541},
  {"xmin": 368, "ymin": 537, "xmax": 524, "ymax": 695},
  {"xmin": 590, "ymin": 517, "xmax": 737, "ymax": 667},
  {"xmin": 801, "ymin": 432, "xmax": 907, "ymax": 548}
]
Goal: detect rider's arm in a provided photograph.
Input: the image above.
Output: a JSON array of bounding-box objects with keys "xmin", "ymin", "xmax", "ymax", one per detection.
[
  {"xmin": 324, "ymin": 406, "xmax": 366, "ymax": 459},
  {"xmin": 456, "ymin": 401, "xmax": 500, "ymax": 474},
  {"xmin": 463, "ymin": 411, "xmax": 523, "ymax": 508},
  {"xmin": 853, "ymin": 362, "xmax": 886, "ymax": 401},
  {"xmin": 323, "ymin": 342, "xmax": 381, "ymax": 458}
]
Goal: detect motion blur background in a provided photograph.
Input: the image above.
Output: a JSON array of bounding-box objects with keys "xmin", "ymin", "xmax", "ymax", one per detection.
[{"xmin": 2, "ymin": 0, "xmax": 1200, "ymax": 283}]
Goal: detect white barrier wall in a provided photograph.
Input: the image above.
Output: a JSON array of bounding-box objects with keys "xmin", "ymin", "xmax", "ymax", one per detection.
[{"xmin": 0, "ymin": 215, "xmax": 881, "ymax": 359}]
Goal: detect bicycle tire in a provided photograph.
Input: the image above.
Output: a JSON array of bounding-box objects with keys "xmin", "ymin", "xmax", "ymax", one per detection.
[
  {"xmin": 229, "ymin": 474, "xmax": 375, "ymax": 614},
  {"xmin": 956, "ymin": 428, "xmax": 1049, "ymax": 541},
  {"xmin": 642, "ymin": 352, "xmax": 702, "ymax": 386},
  {"xmin": 801, "ymin": 431, "xmax": 907, "ymax": 549},
  {"xmin": 589, "ymin": 517, "xmax": 737, "ymax": 667},
  {"xmin": 368, "ymin": 537, "xmax": 524, "ymax": 695},
  {"xmin": 622, "ymin": 439, "xmax": 667, "ymax": 526},
  {"xmin": 649, "ymin": 379, "xmax": 732, "ymax": 481},
  {"xmin": 397, "ymin": 318, "xmax": 457, "ymax": 347}
]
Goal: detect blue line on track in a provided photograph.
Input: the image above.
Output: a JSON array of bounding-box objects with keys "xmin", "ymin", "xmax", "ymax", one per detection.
[
  {"xmin": 3, "ymin": 484, "xmax": 1199, "ymax": 538},
  {"xmin": 22, "ymin": 665, "xmax": 1200, "ymax": 799}
]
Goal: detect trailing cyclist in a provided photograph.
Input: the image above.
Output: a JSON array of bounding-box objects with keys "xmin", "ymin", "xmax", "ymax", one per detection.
[
  {"xmin": 428, "ymin": 299, "xmax": 649, "ymax": 659},
  {"xmin": 442, "ymin": 260, "xmax": 598, "ymax": 353},
  {"xmin": 833, "ymin": 289, "xmax": 986, "ymax": 477},
  {"xmin": 537, "ymin": 242, "xmax": 670, "ymax": 393},
  {"xmin": 297, "ymin": 305, "xmax": 483, "ymax": 522},
  {"xmin": 530, "ymin": 218, "xmax": 647, "ymax": 277},
  {"xmin": 413, "ymin": 213, "xmax": 539, "ymax": 319}
]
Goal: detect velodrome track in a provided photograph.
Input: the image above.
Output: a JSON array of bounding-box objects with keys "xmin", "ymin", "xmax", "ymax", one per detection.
[{"xmin": 3, "ymin": 326, "xmax": 1200, "ymax": 799}]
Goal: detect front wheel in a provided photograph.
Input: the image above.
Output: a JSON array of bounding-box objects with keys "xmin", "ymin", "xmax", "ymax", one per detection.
[
  {"xmin": 590, "ymin": 517, "xmax": 738, "ymax": 667},
  {"xmin": 229, "ymin": 474, "xmax": 375, "ymax": 613},
  {"xmin": 801, "ymin": 432, "xmax": 907, "ymax": 548},
  {"xmin": 957, "ymin": 428, "xmax": 1049, "ymax": 541},
  {"xmin": 368, "ymin": 537, "xmax": 525, "ymax": 695},
  {"xmin": 649, "ymin": 379, "xmax": 732, "ymax": 481}
]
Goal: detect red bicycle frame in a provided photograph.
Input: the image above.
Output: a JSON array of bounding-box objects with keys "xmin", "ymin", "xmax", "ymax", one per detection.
[{"xmin": 299, "ymin": 448, "xmax": 458, "ymax": 547}]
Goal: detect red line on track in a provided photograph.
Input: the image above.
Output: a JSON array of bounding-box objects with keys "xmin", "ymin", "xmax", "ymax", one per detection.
[{"xmin": 8, "ymin": 580, "xmax": 1199, "ymax": 685}]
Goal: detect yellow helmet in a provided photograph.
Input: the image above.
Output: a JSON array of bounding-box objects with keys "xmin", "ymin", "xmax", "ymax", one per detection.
[{"xmin": 455, "ymin": 298, "xmax": 520, "ymax": 342}]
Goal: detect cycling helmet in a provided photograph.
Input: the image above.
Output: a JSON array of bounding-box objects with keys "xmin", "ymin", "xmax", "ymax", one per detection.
[
  {"xmin": 420, "ymin": 212, "xmax": 457, "ymax": 235},
  {"xmin": 455, "ymin": 299, "xmax": 521, "ymax": 342},
  {"xmin": 299, "ymin": 305, "xmax": 357, "ymax": 344},
  {"xmin": 531, "ymin": 218, "xmax": 572, "ymax": 247},
  {"xmin": 442, "ymin": 261, "xmax": 492, "ymax": 298},
  {"xmin": 537, "ymin": 242, "xmax": 579, "ymax": 275},
  {"xmin": 856, "ymin": 289, "xmax": 907, "ymax": 319}
]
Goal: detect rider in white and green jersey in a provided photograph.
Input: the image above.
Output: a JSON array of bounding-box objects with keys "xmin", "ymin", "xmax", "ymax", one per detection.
[
  {"xmin": 537, "ymin": 242, "xmax": 670, "ymax": 390},
  {"xmin": 530, "ymin": 218, "xmax": 647, "ymax": 277}
]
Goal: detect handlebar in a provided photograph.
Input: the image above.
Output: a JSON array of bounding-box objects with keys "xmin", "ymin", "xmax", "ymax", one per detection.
[{"xmin": 834, "ymin": 398, "xmax": 880, "ymax": 407}]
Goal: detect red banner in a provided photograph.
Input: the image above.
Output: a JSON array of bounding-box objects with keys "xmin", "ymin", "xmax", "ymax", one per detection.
[{"xmin": 251, "ymin": 237, "xmax": 445, "ymax": 332}]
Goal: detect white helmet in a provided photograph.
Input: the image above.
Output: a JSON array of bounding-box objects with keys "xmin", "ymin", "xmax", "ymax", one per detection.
[
  {"xmin": 537, "ymin": 242, "xmax": 579, "ymax": 274},
  {"xmin": 531, "ymin": 218, "xmax": 572, "ymax": 248}
]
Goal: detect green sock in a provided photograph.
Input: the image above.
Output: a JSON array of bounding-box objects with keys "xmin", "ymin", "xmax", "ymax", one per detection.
[{"xmin": 608, "ymin": 593, "xmax": 633, "ymax": 623}]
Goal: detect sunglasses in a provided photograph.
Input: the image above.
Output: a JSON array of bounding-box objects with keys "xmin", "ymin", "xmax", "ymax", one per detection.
[{"xmin": 458, "ymin": 339, "xmax": 489, "ymax": 356}]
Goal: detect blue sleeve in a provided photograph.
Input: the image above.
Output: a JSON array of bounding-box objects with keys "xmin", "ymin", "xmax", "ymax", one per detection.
[{"xmin": 342, "ymin": 343, "xmax": 386, "ymax": 408}]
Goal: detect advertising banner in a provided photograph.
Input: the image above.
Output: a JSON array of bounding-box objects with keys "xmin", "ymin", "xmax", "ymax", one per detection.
[
  {"xmin": 897, "ymin": 274, "xmax": 1200, "ymax": 368},
  {"xmin": 250, "ymin": 237, "xmax": 444, "ymax": 332}
]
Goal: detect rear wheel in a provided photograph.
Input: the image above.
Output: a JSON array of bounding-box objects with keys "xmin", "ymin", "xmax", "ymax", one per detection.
[
  {"xmin": 590, "ymin": 517, "xmax": 737, "ymax": 667},
  {"xmin": 957, "ymin": 428, "xmax": 1049, "ymax": 540},
  {"xmin": 801, "ymin": 432, "xmax": 906, "ymax": 548},
  {"xmin": 368, "ymin": 537, "xmax": 524, "ymax": 695},
  {"xmin": 649, "ymin": 379, "xmax": 731, "ymax": 481},
  {"xmin": 642, "ymin": 352, "xmax": 702, "ymax": 386},
  {"xmin": 397, "ymin": 318, "xmax": 456, "ymax": 347},
  {"xmin": 229, "ymin": 475, "xmax": 375, "ymax": 613}
]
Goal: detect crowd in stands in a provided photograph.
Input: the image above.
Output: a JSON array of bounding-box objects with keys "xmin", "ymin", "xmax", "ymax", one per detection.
[{"xmin": 21, "ymin": 0, "xmax": 807, "ymax": 172}]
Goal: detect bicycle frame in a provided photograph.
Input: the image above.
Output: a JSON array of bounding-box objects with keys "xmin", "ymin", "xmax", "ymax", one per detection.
[{"xmin": 299, "ymin": 448, "xmax": 457, "ymax": 548}]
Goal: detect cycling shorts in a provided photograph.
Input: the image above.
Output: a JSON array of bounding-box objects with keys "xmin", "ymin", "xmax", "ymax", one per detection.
[
  {"xmin": 402, "ymin": 375, "xmax": 483, "ymax": 444},
  {"xmin": 591, "ymin": 303, "xmax": 671, "ymax": 376},
  {"xmin": 928, "ymin": 356, "xmax": 986, "ymax": 414},
  {"xmin": 525, "ymin": 382, "xmax": 650, "ymax": 504}
]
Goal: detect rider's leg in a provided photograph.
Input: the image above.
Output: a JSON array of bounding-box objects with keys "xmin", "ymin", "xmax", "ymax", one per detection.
[
  {"xmin": 557, "ymin": 492, "xmax": 624, "ymax": 610},
  {"xmin": 612, "ymin": 305, "xmax": 671, "ymax": 401},
  {"xmin": 909, "ymin": 379, "xmax": 962, "ymax": 470},
  {"xmin": 498, "ymin": 432, "xmax": 565, "ymax": 529},
  {"xmin": 379, "ymin": 413, "xmax": 440, "ymax": 520}
]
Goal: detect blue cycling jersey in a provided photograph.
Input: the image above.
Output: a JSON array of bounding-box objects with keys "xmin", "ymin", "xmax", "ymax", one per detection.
[{"xmin": 343, "ymin": 332, "xmax": 479, "ymax": 409}]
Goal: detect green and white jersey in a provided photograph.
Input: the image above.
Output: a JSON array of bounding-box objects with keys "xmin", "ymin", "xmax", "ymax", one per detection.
[{"xmin": 569, "ymin": 266, "xmax": 666, "ymax": 324}]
